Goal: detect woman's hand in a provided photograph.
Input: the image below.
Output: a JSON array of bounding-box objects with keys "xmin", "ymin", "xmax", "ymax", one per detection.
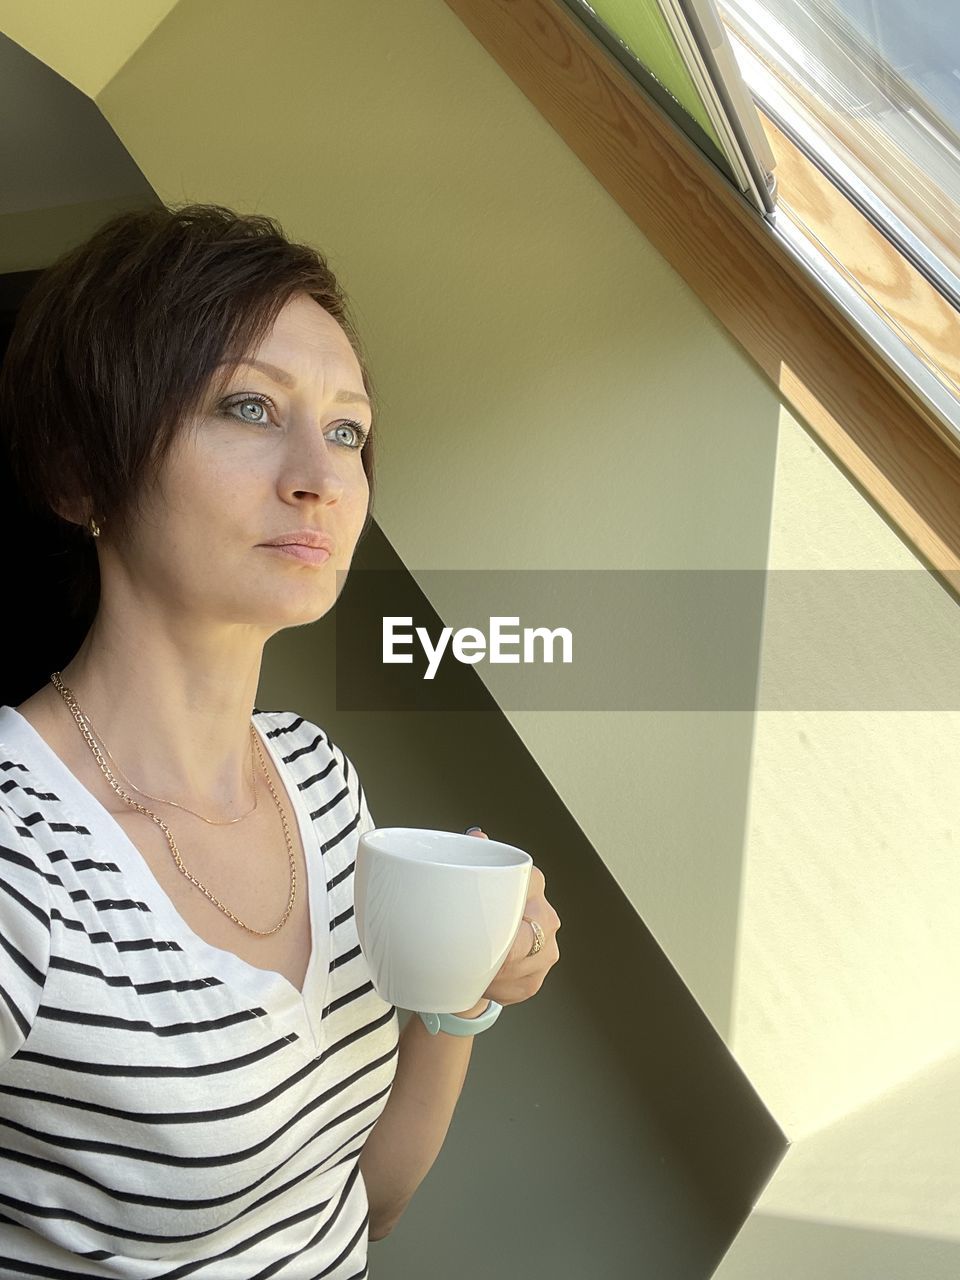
[{"xmin": 457, "ymin": 828, "xmax": 561, "ymax": 1013}]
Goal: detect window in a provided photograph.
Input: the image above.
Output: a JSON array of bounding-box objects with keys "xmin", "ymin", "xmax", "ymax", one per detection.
[
  {"xmin": 560, "ymin": 0, "xmax": 960, "ymax": 438},
  {"xmin": 715, "ymin": 0, "xmax": 960, "ymax": 409},
  {"xmin": 562, "ymin": 0, "xmax": 778, "ymax": 210},
  {"xmin": 719, "ymin": 0, "xmax": 960, "ymax": 298}
]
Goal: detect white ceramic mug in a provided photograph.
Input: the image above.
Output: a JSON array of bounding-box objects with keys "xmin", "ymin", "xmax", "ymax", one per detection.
[{"xmin": 354, "ymin": 827, "xmax": 533, "ymax": 1013}]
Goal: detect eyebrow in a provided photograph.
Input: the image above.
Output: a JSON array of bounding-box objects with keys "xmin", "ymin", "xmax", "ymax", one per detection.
[{"xmin": 218, "ymin": 357, "xmax": 371, "ymax": 409}]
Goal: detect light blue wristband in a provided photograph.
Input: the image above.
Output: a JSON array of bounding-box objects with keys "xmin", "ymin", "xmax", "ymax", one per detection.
[{"xmin": 417, "ymin": 999, "xmax": 503, "ymax": 1036}]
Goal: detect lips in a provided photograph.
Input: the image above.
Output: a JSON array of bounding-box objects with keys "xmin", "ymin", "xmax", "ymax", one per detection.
[
  {"xmin": 264, "ymin": 543, "xmax": 331, "ymax": 564},
  {"xmin": 260, "ymin": 529, "xmax": 334, "ymax": 553}
]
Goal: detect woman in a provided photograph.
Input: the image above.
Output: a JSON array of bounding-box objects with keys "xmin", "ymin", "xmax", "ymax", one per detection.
[{"xmin": 0, "ymin": 203, "xmax": 561, "ymax": 1278}]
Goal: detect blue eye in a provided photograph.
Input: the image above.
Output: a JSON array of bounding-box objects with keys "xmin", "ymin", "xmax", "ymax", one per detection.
[
  {"xmin": 221, "ymin": 393, "xmax": 369, "ymax": 450},
  {"xmin": 225, "ymin": 394, "xmax": 272, "ymax": 426},
  {"xmin": 329, "ymin": 421, "xmax": 370, "ymax": 450}
]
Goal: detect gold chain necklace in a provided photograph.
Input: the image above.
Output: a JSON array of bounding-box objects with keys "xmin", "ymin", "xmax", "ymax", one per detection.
[
  {"xmin": 49, "ymin": 672, "xmax": 298, "ymax": 936},
  {"xmin": 69, "ymin": 702, "xmax": 259, "ymax": 824}
]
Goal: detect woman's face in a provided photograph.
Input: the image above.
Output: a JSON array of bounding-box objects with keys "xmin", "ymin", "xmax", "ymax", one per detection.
[{"xmin": 108, "ymin": 291, "xmax": 372, "ymax": 634}]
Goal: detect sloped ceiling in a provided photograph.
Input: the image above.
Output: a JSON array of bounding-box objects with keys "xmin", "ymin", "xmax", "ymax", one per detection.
[
  {"xmin": 0, "ymin": 0, "xmax": 177, "ymax": 100},
  {"xmin": 0, "ymin": 32, "xmax": 154, "ymax": 216}
]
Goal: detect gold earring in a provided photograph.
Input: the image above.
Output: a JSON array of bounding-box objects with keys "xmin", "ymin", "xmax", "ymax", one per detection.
[{"xmin": 88, "ymin": 517, "xmax": 101, "ymax": 538}]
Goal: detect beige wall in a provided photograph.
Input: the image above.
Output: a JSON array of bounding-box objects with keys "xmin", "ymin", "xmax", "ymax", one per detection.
[
  {"xmin": 5, "ymin": 0, "xmax": 959, "ymax": 1272},
  {"xmin": 733, "ymin": 408, "xmax": 960, "ymax": 1142}
]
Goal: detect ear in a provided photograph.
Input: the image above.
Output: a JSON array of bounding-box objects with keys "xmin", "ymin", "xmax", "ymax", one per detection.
[{"xmin": 50, "ymin": 494, "xmax": 94, "ymax": 529}]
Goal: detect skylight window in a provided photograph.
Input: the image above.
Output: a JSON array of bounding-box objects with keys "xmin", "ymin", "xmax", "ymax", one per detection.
[{"xmin": 562, "ymin": 0, "xmax": 960, "ymax": 438}]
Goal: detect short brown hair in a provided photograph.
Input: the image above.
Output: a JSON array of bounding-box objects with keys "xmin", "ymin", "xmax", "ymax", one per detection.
[{"xmin": 0, "ymin": 201, "xmax": 378, "ymax": 618}]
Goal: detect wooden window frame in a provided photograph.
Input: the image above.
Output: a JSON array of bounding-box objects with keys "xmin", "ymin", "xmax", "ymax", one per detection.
[{"xmin": 444, "ymin": 0, "xmax": 960, "ymax": 603}]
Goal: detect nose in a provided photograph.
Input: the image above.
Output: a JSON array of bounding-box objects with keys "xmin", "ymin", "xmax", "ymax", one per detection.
[{"xmin": 281, "ymin": 430, "xmax": 348, "ymax": 506}]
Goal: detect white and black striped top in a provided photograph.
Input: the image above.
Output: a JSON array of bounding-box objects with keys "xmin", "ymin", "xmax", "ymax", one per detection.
[{"xmin": 0, "ymin": 704, "xmax": 400, "ymax": 1279}]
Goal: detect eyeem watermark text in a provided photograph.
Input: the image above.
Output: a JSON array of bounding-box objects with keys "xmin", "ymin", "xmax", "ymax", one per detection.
[{"xmin": 383, "ymin": 615, "xmax": 574, "ymax": 680}]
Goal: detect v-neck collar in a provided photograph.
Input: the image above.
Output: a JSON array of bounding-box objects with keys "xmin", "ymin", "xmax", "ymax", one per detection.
[{"xmin": 0, "ymin": 703, "xmax": 330, "ymax": 1054}]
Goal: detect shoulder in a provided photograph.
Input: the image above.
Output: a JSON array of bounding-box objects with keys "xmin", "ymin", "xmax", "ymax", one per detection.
[
  {"xmin": 253, "ymin": 706, "xmax": 331, "ymax": 755},
  {"xmin": 0, "ymin": 796, "xmax": 46, "ymax": 864},
  {"xmin": 0, "ymin": 788, "xmax": 56, "ymax": 931},
  {"xmin": 253, "ymin": 708, "xmax": 370, "ymax": 818},
  {"xmin": 0, "ymin": 795, "xmax": 56, "ymax": 960},
  {"xmin": 0, "ymin": 798, "xmax": 55, "ymax": 1063},
  {"xmin": 253, "ymin": 706, "xmax": 346, "ymax": 767}
]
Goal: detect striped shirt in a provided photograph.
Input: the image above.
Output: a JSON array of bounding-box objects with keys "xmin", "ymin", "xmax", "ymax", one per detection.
[{"xmin": 0, "ymin": 703, "xmax": 400, "ymax": 1278}]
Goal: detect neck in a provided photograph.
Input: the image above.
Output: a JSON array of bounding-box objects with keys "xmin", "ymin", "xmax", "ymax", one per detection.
[{"xmin": 51, "ymin": 604, "xmax": 270, "ymax": 814}]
